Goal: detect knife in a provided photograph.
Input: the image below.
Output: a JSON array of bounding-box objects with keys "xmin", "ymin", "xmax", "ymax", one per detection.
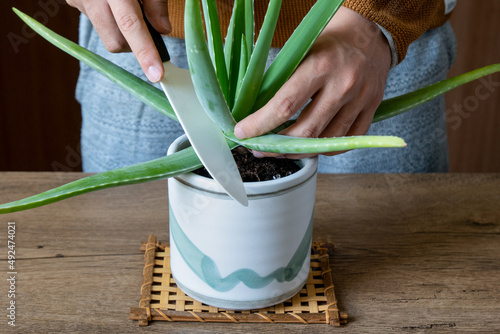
[{"xmin": 139, "ymin": 3, "xmax": 248, "ymax": 206}]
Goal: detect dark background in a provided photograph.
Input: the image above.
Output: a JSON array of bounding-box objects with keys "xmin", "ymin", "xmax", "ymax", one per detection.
[{"xmin": 1, "ymin": 1, "xmax": 499, "ymax": 172}]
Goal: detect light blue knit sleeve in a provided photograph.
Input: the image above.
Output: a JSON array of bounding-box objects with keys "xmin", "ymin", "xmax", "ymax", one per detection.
[{"xmin": 376, "ymin": 24, "xmax": 399, "ymax": 70}]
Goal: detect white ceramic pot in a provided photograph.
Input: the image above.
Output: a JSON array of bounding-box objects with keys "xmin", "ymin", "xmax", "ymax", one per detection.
[{"xmin": 167, "ymin": 135, "xmax": 318, "ymax": 310}]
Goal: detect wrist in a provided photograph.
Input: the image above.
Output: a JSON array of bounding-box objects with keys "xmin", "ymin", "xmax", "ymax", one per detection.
[{"xmin": 325, "ymin": 7, "xmax": 392, "ymax": 71}]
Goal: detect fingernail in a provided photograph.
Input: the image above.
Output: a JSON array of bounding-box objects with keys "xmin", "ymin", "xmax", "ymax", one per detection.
[
  {"xmin": 161, "ymin": 17, "xmax": 172, "ymax": 32},
  {"xmin": 234, "ymin": 126, "xmax": 246, "ymax": 139},
  {"xmin": 147, "ymin": 65, "xmax": 162, "ymax": 83},
  {"xmin": 252, "ymin": 151, "xmax": 265, "ymax": 158}
]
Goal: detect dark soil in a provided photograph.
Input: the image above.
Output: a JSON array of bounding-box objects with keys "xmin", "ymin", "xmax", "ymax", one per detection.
[{"xmin": 193, "ymin": 146, "xmax": 301, "ymax": 182}]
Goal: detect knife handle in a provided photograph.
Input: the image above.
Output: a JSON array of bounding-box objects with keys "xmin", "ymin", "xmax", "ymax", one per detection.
[{"xmin": 138, "ymin": 0, "xmax": 170, "ymax": 63}]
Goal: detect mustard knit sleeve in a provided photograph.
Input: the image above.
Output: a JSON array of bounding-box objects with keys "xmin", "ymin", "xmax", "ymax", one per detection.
[{"xmin": 342, "ymin": 0, "xmax": 451, "ymax": 63}]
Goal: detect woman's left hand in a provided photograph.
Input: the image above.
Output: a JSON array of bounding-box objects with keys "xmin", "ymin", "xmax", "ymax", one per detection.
[{"xmin": 233, "ymin": 7, "xmax": 392, "ymax": 159}]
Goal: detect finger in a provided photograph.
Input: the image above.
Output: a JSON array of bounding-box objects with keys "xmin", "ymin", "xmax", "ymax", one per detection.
[
  {"xmin": 289, "ymin": 104, "xmax": 360, "ymax": 158},
  {"xmin": 344, "ymin": 109, "xmax": 373, "ymax": 137},
  {"xmin": 323, "ymin": 92, "xmax": 380, "ymax": 138},
  {"xmin": 66, "ymin": 0, "xmax": 84, "ymax": 12},
  {"xmin": 108, "ymin": 0, "xmax": 163, "ymax": 82},
  {"xmin": 259, "ymin": 89, "xmax": 343, "ymax": 160},
  {"xmin": 318, "ymin": 106, "xmax": 374, "ymax": 157},
  {"xmin": 143, "ymin": 0, "xmax": 171, "ymax": 34},
  {"xmin": 82, "ymin": 1, "xmax": 131, "ymax": 53},
  {"xmin": 320, "ymin": 102, "xmax": 363, "ymax": 138},
  {"xmin": 251, "ymin": 150, "xmax": 284, "ymax": 159},
  {"xmin": 279, "ymin": 88, "xmax": 341, "ymax": 139},
  {"xmin": 234, "ymin": 65, "xmax": 322, "ymax": 140},
  {"xmin": 344, "ymin": 91, "xmax": 384, "ymax": 137},
  {"xmin": 283, "ymin": 153, "xmax": 316, "ymax": 160}
]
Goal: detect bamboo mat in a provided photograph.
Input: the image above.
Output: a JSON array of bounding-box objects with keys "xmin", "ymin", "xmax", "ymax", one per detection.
[{"xmin": 130, "ymin": 235, "xmax": 347, "ymax": 326}]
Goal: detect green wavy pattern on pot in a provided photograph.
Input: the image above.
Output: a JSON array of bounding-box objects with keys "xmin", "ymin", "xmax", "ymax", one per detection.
[{"xmin": 170, "ymin": 205, "xmax": 313, "ymax": 292}]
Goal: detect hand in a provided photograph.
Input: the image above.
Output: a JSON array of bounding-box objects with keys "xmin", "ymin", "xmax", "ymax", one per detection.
[
  {"xmin": 234, "ymin": 7, "xmax": 392, "ymax": 159},
  {"xmin": 66, "ymin": 0, "xmax": 170, "ymax": 82}
]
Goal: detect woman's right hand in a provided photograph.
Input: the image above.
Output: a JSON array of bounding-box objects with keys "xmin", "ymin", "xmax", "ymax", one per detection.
[{"xmin": 66, "ymin": 0, "xmax": 170, "ymax": 82}]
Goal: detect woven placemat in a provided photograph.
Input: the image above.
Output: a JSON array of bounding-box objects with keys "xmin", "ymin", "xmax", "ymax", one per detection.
[{"xmin": 130, "ymin": 235, "xmax": 347, "ymax": 326}]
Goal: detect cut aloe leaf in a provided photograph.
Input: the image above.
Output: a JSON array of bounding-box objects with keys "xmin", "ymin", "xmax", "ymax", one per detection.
[{"xmin": 226, "ymin": 133, "xmax": 406, "ymax": 154}]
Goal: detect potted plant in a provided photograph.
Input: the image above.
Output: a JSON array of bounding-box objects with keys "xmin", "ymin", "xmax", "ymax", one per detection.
[
  {"xmin": 167, "ymin": 134, "xmax": 319, "ymax": 309},
  {"xmin": 2, "ymin": 0, "xmax": 499, "ymax": 309}
]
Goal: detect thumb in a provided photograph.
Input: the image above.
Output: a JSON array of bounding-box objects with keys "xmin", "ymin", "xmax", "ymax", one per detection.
[
  {"xmin": 234, "ymin": 112, "xmax": 266, "ymax": 140},
  {"xmin": 143, "ymin": 0, "xmax": 171, "ymax": 34},
  {"xmin": 234, "ymin": 95, "xmax": 299, "ymax": 139}
]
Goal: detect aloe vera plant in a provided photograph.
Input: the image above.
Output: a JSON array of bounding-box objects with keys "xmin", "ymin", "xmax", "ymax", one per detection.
[{"xmin": 1, "ymin": 0, "xmax": 500, "ymax": 214}]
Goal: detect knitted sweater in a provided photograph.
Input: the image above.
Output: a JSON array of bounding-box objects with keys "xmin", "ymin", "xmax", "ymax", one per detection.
[{"xmin": 167, "ymin": 0, "xmax": 453, "ymax": 64}]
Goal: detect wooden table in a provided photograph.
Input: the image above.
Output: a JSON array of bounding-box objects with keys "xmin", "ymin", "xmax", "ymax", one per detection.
[{"xmin": 1, "ymin": 173, "xmax": 499, "ymax": 333}]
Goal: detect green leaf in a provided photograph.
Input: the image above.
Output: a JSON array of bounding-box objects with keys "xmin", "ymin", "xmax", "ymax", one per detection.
[
  {"xmin": 373, "ymin": 63, "xmax": 500, "ymax": 123},
  {"xmin": 244, "ymin": 0, "xmax": 255, "ymax": 59},
  {"xmin": 0, "ymin": 147, "xmax": 202, "ymax": 214},
  {"xmin": 11, "ymin": 8, "xmax": 177, "ymax": 122},
  {"xmin": 185, "ymin": 0, "xmax": 236, "ymax": 132},
  {"xmin": 201, "ymin": 0, "xmax": 229, "ymax": 101},
  {"xmin": 4, "ymin": 7, "xmax": 499, "ymax": 215},
  {"xmin": 224, "ymin": 0, "xmax": 245, "ymax": 108},
  {"xmin": 235, "ymin": 35, "xmax": 249, "ymax": 97},
  {"xmin": 226, "ymin": 133, "xmax": 406, "ymax": 154},
  {"xmin": 254, "ymin": 0, "xmax": 344, "ymax": 111},
  {"xmin": 232, "ymin": 0, "xmax": 282, "ymax": 121}
]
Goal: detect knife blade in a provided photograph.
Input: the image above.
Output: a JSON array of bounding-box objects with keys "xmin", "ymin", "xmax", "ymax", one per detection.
[{"xmin": 139, "ymin": 4, "xmax": 248, "ymax": 206}]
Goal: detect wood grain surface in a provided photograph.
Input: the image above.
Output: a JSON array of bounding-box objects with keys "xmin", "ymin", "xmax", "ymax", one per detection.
[{"xmin": 0, "ymin": 172, "xmax": 499, "ymax": 333}]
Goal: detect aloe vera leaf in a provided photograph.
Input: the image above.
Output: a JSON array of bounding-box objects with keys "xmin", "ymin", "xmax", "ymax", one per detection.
[
  {"xmin": 244, "ymin": 0, "xmax": 255, "ymax": 59},
  {"xmin": 223, "ymin": 0, "xmax": 245, "ymax": 108},
  {"xmin": 0, "ymin": 131, "xmax": 403, "ymax": 213},
  {"xmin": 223, "ymin": 1, "xmax": 237, "ymax": 74},
  {"xmin": 201, "ymin": 0, "xmax": 229, "ymax": 101},
  {"xmin": 232, "ymin": 0, "xmax": 282, "ymax": 121},
  {"xmin": 4, "ymin": 8, "xmax": 496, "ymax": 215},
  {"xmin": 11, "ymin": 8, "xmax": 177, "ymax": 122},
  {"xmin": 185, "ymin": 0, "xmax": 236, "ymax": 132},
  {"xmin": 253, "ymin": 0, "xmax": 344, "ymax": 111},
  {"xmin": 235, "ymin": 35, "xmax": 249, "ymax": 97},
  {"xmin": 373, "ymin": 63, "xmax": 500, "ymax": 123},
  {"xmin": 0, "ymin": 147, "xmax": 203, "ymax": 214},
  {"xmin": 226, "ymin": 133, "xmax": 406, "ymax": 154}
]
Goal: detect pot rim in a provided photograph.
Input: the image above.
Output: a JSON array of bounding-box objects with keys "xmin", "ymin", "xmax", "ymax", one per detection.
[{"xmin": 168, "ymin": 134, "xmax": 319, "ymax": 196}]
